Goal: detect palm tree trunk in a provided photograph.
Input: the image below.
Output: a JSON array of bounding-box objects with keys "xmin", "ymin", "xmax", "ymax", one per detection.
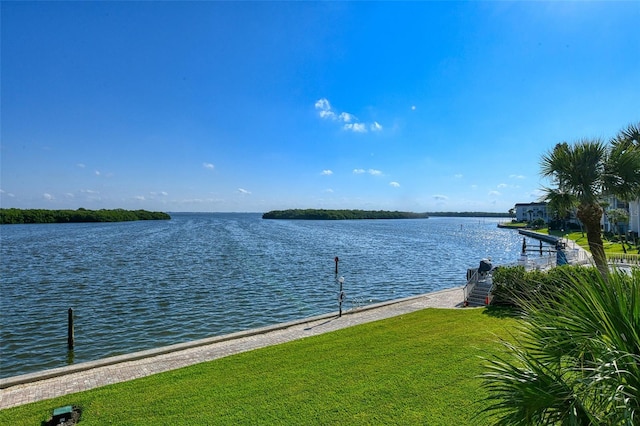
[
  {"xmin": 577, "ymin": 202, "xmax": 608, "ymax": 277},
  {"xmin": 617, "ymin": 227, "xmax": 627, "ymax": 254}
]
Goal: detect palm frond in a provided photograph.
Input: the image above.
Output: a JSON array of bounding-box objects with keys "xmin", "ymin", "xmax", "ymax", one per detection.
[
  {"xmin": 612, "ymin": 122, "xmax": 640, "ymax": 148},
  {"xmin": 540, "ymin": 139, "xmax": 607, "ymax": 204},
  {"xmin": 481, "ymin": 267, "xmax": 640, "ymax": 424},
  {"xmin": 603, "ymin": 143, "xmax": 640, "ymax": 200}
]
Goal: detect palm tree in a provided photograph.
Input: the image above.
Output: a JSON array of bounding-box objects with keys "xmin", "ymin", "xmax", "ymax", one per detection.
[
  {"xmin": 607, "ymin": 208, "xmax": 629, "ymax": 253},
  {"xmin": 545, "ymin": 187, "xmax": 576, "ymax": 234},
  {"xmin": 482, "ymin": 268, "xmax": 640, "ymax": 425},
  {"xmin": 613, "ymin": 122, "xmax": 640, "ymax": 148},
  {"xmin": 540, "ymin": 124, "xmax": 640, "ymax": 275}
]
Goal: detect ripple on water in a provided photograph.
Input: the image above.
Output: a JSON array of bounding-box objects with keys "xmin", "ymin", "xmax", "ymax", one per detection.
[{"xmin": 0, "ymin": 214, "xmax": 550, "ymax": 377}]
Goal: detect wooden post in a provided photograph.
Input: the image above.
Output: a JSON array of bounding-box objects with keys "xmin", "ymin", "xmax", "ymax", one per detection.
[
  {"xmin": 67, "ymin": 308, "xmax": 74, "ymax": 350},
  {"xmin": 338, "ymin": 277, "xmax": 344, "ymax": 317},
  {"xmin": 334, "ymin": 256, "xmax": 339, "ymax": 275}
]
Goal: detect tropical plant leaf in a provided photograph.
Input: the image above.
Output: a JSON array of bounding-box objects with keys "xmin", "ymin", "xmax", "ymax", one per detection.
[{"xmin": 481, "ymin": 267, "xmax": 640, "ymax": 425}]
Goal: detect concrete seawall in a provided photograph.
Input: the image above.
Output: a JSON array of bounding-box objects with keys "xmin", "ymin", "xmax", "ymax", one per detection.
[
  {"xmin": 0, "ymin": 287, "xmax": 465, "ymax": 409},
  {"xmin": 518, "ymin": 229, "xmax": 560, "ymax": 244}
]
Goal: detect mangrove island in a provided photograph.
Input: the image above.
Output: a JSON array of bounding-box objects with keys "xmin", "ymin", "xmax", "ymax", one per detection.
[
  {"xmin": 262, "ymin": 209, "xmax": 429, "ymax": 220},
  {"xmin": 0, "ymin": 208, "xmax": 171, "ymax": 225}
]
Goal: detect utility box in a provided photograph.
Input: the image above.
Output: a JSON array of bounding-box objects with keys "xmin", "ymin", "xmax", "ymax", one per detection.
[{"xmin": 52, "ymin": 405, "xmax": 74, "ymax": 424}]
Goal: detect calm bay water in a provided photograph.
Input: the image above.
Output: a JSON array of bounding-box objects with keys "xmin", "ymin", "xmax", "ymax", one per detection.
[{"xmin": 1, "ymin": 213, "xmax": 532, "ymax": 378}]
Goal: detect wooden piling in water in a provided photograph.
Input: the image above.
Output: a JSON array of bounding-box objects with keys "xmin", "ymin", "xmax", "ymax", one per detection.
[{"xmin": 67, "ymin": 308, "xmax": 74, "ymax": 350}]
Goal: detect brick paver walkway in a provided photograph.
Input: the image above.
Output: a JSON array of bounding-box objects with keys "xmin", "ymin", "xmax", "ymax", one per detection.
[{"xmin": 0, "ymin": 287, "xmax": 464, "ymax": 409}]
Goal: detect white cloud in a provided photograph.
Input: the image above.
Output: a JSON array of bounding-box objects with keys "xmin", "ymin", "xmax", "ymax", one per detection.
[
  {"xmin": 323, "ymin": 188, "xmax": 334, "ymax": 193},
  {"xmin": 315, "ymin": 98, "xmax": 331, "ymax": 111},
  {"xmin": 203, "ymin": 162, "xmax": 215, "ymax": 170},
  {"xmin": 411, "ymin": 105, "xmax": 416, "ymax": 111},
  {"xmin": 150, "ymin": 191, "xmax": 169, "ymax": 197},
  {"xmin": 94, "ymin": 170, "xmax": 114, "ymax": 178},
  {"xmin": 65, "ymin": 193, "xmax": 75, "ymax": 198},
  {"xmin": 315, "ymin": 98, "xmax": 382, "ymax": 133},
  {"xmin": 315, "ymin": 98, "xmax": 337, "ymax": 120},
  {"xmin": 43, "ymin": 193, "xmax": 54, "ymax": 200},
  {"xmin": 320, "ymin": 110, "xmax": 336, "ymax": 120},
  {"xmin": 77, "ymin": 163, "xmax": 86, "ymax": 168},
  {"xmin": 354, "ymin": 168, "xmax": 383, "ymax": 176},
  {"xmin": 488, "ymin": 190, "xmax": 501, "ymax": 197},
  {"xmin": 344, "ymin": 123, "xmax": 367, "ymax": 133},
  {"xmin": 81, "ymin": 189, "xmax": 99, "ymax": 194},
  {"xmin": 454, "ymin": 174, "xmax": 463, "ymax": 179},
  {"xmin": 339, "ymin": 112, "xmax": 355, "ymax": 123},
  {"xmin": 238, "ymin": 188, "xmax": 251, "ymax": 195},
  {"xmin": 321, "ymin": 169, "xmax": 333, "ymax": 176},
  {"xmin": 470, "ymin": 184, "xmax": 478, "ymax": 189},
  {"xmin": 509, "ymin": 174, "xmax": 526, "ymax": 179},
  {"xmin": 497, "ymin": 183, "xmax": 508, "ymax": 188},
  {"xmin": 134, "ymin": 195, "xmax": 146, "ymax": 201},
  {"xmin": 389, "ymin": 181, "xmax": 400, "ymax": 187},
  {"xmin": 434, "ymin": 194, "xmax": 448, "ymax": 201}
]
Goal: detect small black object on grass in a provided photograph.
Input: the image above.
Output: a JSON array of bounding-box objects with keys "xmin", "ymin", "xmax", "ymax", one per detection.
[{"xmin": 45, "ymin": 405, "xmax": 81, "ymax": 425}]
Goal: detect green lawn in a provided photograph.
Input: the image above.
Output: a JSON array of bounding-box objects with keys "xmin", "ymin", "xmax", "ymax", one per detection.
[
  {"xmin": 0, "ymin": 308, "xmax": 516, "ymax": 425},
  {"xmin": 547, "ymin": 229, "xmax": 638, "ymax": 255},
  {"xmin": 497, "ymin": 221, "xmax": 528, "ymax": 228}
]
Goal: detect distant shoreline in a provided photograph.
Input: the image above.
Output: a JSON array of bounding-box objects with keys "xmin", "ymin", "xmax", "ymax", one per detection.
[
  {"xmin": 262, "ymin": 209, "xmax": 428, "ymax": 220},
  {"xmin": 0, "ymin": 208, "xmax": 171, "ymax": 225},
  {"xmin": 262, "ymin": 209, "xmax": 510, "ymax": 220}
]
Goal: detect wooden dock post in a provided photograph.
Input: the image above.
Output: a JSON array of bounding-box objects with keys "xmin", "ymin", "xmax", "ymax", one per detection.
[
  {"xmin": 338, "ymin": 276, "xmax": 345, "ymax": 317},
  {"xmin": 67, "ymin": 308, "xmax": 74, "ymax": 350}
]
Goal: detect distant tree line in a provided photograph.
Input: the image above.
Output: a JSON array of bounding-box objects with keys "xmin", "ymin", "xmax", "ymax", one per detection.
[
  {"xmin": 262, "ymin": 209, "xmax": 511, "ymax": 220},
  {"xmin": 0, "ymin": 208, "xmax": 171, "ymax": 224},
  {"xmin": 262, "ymin": 209, "xmax": 429, "ymax": 220}
]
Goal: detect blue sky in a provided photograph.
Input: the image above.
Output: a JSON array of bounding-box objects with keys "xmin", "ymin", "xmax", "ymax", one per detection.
[{"xmin": 2, "ymin": 1, "xmax": 639, "ymax": 213}]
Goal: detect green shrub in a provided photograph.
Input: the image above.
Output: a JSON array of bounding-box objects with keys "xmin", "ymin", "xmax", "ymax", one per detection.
[
  {"xmin": 492, "ymin": 266, "xmax": 536, "ymax": 307},
  {"xmin": 531, "ymin": 218, "xmax": 546, "ymax": 229},
  {"xmin": 491, "ymin": 265, "xmax": 600, "ymax": 308}
]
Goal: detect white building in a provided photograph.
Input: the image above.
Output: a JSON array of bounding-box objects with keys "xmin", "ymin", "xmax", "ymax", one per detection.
[
  {"xmin": 514, "ymin": 202, "xmax": 548, "ymax": 223},
  {"xmin": 628, "ymin": 200, "xmax": 640, "ymax": 234},
  {"xmin": 599, "ymin": 195, "xmax": 629, "ymax": 233}
]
